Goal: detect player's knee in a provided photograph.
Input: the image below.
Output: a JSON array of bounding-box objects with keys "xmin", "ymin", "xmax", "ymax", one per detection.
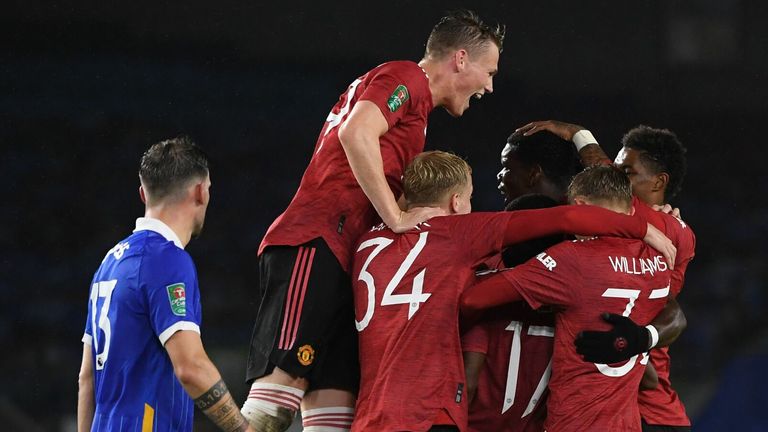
[{"xmin": 302, "ymin": 406, "xmax": 355, "ymax": 432}]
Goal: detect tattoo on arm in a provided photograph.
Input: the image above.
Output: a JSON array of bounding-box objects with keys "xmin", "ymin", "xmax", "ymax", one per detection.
[
  {"xmin": 195, "ymin": 380, "xmax": 249, "ymax": 432},
  {"xmin": 194, "ymin": 379, "xmax": 229, "ymax": 410},
  {"xmin": 579, "ymin": 144, "xmax": 612, "ymax": 167}
]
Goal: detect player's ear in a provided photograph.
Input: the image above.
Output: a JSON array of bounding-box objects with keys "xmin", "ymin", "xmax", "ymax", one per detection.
[
  {"xmin": 193, "ymin": 181, "xmax": 205, "ymax": 205},
  {"xmin": 450, "ymin": 192, "xmax": 461, "ymax": 214},
  {"xmin": 454, "ymin": 49, "xmax": 468, "ymax": 72},
  {"xmin": 139, "ymin": 185, "xmax": 147, "ymax": 204},
  {"xmin": 653, "ymin": 172, "xmax": 669, "ymax": 193},
  {"xmin": 528, "ymin": 164, "xmax": 543, "ymax": 187}
]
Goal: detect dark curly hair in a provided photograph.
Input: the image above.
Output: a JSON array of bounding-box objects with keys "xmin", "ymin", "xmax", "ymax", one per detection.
[
  {"xmin": 621, "ymin": 125, "xmax": 687, "ymax": 200},
  {"xmin": 506, "ymin": 130, "xmax": 582, "ymax": 194}
]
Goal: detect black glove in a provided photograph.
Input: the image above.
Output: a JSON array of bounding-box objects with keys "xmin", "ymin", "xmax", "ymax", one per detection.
[{"xmin": 575, "ymin": 313, "xmax": 650, "ymax": 364}]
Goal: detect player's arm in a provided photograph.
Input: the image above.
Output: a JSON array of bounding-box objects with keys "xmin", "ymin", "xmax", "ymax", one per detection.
[
  {"xmin": 640, "ymin": 360, "xmax": 659, "ymax": 390},
  {"xmin": 338, "ymin": 100, "xmax": 443, "ymax": 233},
  {"xmin": 500, "ymin": 206, "xmax": 676, "ymax": 269},
  {"xmin": 463, "ymin": 351, "xmax": 486, "ymax": 404},
  {"xmin": 516, "ymin": 120, "xmax": 612, "ymax": 167},
  {"xmin": 461, "ymin": 272, "xmax": 524, "ymax": 313},
  {"xmin": 165, "ymin": 331, "xmax": 254, "ymax": 432},
  {"xmin": 77, "ymin": 343, "xmax": 95, "ymax": 432}
]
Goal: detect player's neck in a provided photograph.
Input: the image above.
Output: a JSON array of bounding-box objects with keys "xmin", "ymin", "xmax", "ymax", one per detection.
[
  {"xmin": 144, "ymin": 206, "xmax": 193, "ymax": 248},
  {"xmin": 418, "ymin": 57, "xmax": 447, "ymax": 108}
]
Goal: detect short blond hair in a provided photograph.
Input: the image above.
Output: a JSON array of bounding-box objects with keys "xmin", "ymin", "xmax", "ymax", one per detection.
[{"xmin": 403, "ymin": 151, "xmax": 472, "ymax": 205}]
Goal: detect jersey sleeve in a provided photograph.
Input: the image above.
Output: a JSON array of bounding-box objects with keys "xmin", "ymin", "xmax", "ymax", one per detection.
[
  {"xmin": 140, "ymin": 247, "xmax": 202, "ymax": 346},
  {"xmin": 358, "ymin": 63, "xmax": 424, "ymax": 129},
  {"xmin": 669, "ymin": 219, "xmax": 696, "ymax": 297},
  {"xmin": 462, "ymin": 321, "xmax": 491, "ymax": 354},
  {"xmin": 500, "ymin": 242, "xmax": 582, "ymax": 310},
  {"xmin": 500, "ymin": 205, "xmax": 647, "ymax": 246}
]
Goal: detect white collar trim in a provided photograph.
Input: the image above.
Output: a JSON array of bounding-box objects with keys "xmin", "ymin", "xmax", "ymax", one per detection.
[{"xmin": 134, "ymin": 217, "xmax": 184, "ymax": 249}]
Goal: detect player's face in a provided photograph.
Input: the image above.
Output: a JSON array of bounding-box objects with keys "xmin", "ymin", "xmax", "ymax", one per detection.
[
  {"xmin": 446, "ymin": 42, "xmax": 499, "ymax": 117},
  {"xmin": 192, "ymin": 175, "xmax": 211, "ymax": 238},
  {"xmin": 497, "ymin": 144, "xmax": 532, "ymax": 204},
  {"xmin": 614, "ymin": 147, "xmax": 657, "ymax": 203}
]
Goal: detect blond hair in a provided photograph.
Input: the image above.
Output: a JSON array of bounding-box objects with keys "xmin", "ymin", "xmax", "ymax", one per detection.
[
  {"xmin": 567, "ymin": 165, "xmax": 632, "ymax": 209},
  {"xmin": 403, "ymin": 151, "xmax": 471, "ymax": 205}
]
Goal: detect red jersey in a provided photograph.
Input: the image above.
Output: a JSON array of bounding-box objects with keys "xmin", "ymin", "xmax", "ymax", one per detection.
[
  {"xmin": 350, "ymin": 205, "xmax": 648, "ymax": 431},
  {"xmin": 501, "ymin": 237, "xmax": 672, "ymax": 432},
  {"xmin": 259, "ymin": 61, "xmax": 433, "ymax": 271},
  {"xmin": 633, "ymin": 196, "xmax": 696, "ymax": 426},
  {"xmin": 462, "ymin": 303, "xmax": 553, "ymax": 432}
]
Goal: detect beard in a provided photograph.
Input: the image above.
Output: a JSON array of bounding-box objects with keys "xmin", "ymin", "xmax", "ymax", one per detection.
[{"xmin": 191, "ymin": 218, "xmax": 205, "ymax": 239}]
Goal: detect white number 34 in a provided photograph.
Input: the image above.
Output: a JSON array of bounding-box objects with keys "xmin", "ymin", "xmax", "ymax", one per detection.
[{"xmin": 355, "ymin": 232, "xmax": 431, "ymax": 332}]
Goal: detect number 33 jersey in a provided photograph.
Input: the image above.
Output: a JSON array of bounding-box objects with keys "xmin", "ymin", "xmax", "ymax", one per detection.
[
  {"xmin": 350, "ymin": 213, "xmax": 515, "ymax": 432},
  {"xmin": 82, "ymin": 218, "xmax": 202, "ymax": 432}
]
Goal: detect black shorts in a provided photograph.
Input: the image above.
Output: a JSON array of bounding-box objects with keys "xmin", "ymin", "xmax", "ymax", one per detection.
[
  {"xmin": 246, "ymin": 237, "xmax": 360, "ymax": 393},
  {"xmin": 641, "ymin": 419, "xmax": 691, "ymax": 432}
]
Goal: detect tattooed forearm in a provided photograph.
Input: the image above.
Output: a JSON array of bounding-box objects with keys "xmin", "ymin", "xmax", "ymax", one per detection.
[
  {"xmin": 579, "ymin": 143, "xmax": 612, "ymax": 168},
  {"xmin": 195, "ymin": 380, "xmax": 249, "ymax": 432},
  {"xmin": 195, "ymin": 379, "xmax": 229, "ymax": 410}
]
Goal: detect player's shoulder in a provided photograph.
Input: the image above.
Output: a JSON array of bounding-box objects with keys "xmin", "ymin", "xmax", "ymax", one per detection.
[{"xmin": 134, "ymin": 231, "xmax": 195, "ymax": 271}]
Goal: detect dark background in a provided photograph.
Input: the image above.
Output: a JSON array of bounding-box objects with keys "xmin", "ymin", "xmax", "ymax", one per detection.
[{"xmin": 3, "ymin": 1, "xmax": 767, "ymax": 430}]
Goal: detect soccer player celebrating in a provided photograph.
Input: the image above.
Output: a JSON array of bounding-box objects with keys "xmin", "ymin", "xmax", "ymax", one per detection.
[
  {"xmin": 77, "ymin": 138, "xmax": 253, "ymax": 432},
  {"xmin": 519, "ymin": 120, "xmax": 695, "ymax": 431},
  {"xmin": 350, "ymin": 151, "xmax": 674, "ymax": 432},
  {"xmin": 462, "ymin": 165, "xmax": 675, "ymax": 432},
  {"xmin": 462, "ymin": 131, "xmax": 581, "ymax": 432},
  {"xmin": 242, "ymin": 10, "xmax": 505, "ymax": 431}
]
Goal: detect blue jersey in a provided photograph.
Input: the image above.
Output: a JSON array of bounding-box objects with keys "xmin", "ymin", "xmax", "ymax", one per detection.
[{"xmin": 83, "ymin": 218, "xmax": 202, "ymax": 432}]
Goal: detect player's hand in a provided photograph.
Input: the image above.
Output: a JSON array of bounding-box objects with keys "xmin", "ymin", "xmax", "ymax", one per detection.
[
  {"xmin": 575, "ymin": 313, "xmax": 651, "ymax": 364},
  {"xmin": 643, "ymin": 223, "xmax": 676, "ymax": 270},
  {"xmin": 516, "ymin": 120, "xmax": 585, "ymax": 141},
  {"xmin": 652, "ymin": 203, "xmax": 682, "ymax": 220},
  {"xmin": 390, "ymin": 206, "xmax": 446, "ymax": 233}
]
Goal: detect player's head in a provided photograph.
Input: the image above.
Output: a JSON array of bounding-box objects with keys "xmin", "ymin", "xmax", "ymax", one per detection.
[
  {"xmin": 497, "ymin": 130, "xmax": 581, "ymax": 205},
  {"xmin": 139, "ymin": 136, "xmax": 211, "ymax": 237},
  {"xmin": 403, "ymin": 150, "xmax": 473, "ymax": 214},
  {"xmin": 567, "ymin": 165, "xmax": 632, "ymax": 214},
  {"xmin": 423, "ymin": 10, "xmax": 504, "ymax": 117},
  {"xmin": 614, "ymin": 125, "xmax": 687, "ymax": 205},
  {"xmin": 502, "ymin": 194, "xmax": 563, "ymax": 267}
]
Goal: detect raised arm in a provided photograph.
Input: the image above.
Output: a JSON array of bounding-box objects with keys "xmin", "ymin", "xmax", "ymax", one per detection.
[
  {"xmin": 338, "ymin": 101, "xmax": 443, "ymax": 233},
  {"xmin": 517, "ymin": 120, "xmax": 612, "ymax": 167},
  {"xmin": 165, "ymin": 331, "xmax": 253, "ymax": 432},
  {"xmin": 77, "ymin": 343, "xmax": 95, "ymax": 432}
]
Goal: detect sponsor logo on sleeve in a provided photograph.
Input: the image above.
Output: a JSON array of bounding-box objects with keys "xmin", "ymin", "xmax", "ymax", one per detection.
[
  {"xmin": 387, "ymin": 84, "xmax": 409, "ymax": 112},
  {"xmin": 166, "ymin": 283, "xmax": 187, "ymax": 316}
]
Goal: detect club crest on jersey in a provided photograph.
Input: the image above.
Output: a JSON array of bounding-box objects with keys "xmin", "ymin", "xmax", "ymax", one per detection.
[
  {"xmin": 387, "ymin": 84, "xmax": 409, "ymax": 112},
  {"xmin": 297, "ymin": 344, "xmax": 315, "ymax": 366},
  {"xmin": 166, "ymin": 283, "xmax": 187, "ymax": 316}
]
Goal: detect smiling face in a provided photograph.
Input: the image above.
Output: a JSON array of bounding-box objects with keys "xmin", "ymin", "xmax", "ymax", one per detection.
[{"xmin": 444, "ymin": 42, "xmax": 499, "ymax": 117}]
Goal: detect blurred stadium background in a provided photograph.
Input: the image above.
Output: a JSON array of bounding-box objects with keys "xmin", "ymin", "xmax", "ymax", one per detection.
[{"xmin": 2, "ymin": 1, "xmax": 766, "ymax": 430}]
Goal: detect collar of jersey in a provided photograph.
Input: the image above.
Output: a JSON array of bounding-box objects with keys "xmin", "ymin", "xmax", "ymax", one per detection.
[{"xmin": 134, "ymin": 217, "xmax": 184, "ymax": 249}]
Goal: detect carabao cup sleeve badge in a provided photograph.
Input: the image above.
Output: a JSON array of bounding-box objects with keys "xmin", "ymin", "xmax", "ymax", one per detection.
[{"xmin": 166, "ymin": 283, "xmax": 187, "ymax": 316}]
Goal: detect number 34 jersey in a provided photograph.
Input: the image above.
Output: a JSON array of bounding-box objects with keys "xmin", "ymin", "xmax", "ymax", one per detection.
[
  {"xmin": 350, "ymin": 213, "xmax": 515, "ymax": 432},
  {"xmin": 82, "ymin": 218, "xmax": 202, "ymax": 432}
]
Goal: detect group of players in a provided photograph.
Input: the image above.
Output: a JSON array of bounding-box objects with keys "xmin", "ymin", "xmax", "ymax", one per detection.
[{"xmin": 77, "ymin": 9, "xmax": 695, "ymax": 432}]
